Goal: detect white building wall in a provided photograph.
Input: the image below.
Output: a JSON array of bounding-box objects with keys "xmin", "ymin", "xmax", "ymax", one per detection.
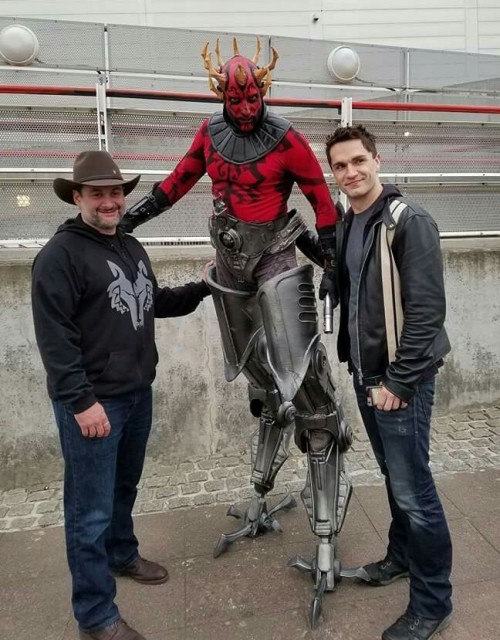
[{"xmin": 1, "ymin": 0, "xmax": 500, "ymax": 54}]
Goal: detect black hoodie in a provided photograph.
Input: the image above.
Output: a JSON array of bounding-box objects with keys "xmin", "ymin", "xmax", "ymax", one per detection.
[{"xmin": 31, "ymin": 215, "xmax": 209, "ymax": 413}]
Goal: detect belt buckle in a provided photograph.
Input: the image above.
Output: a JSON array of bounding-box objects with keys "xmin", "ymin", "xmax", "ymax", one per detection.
[{"xmin": 219, "ymin": 228, "xmax": 242, "ymax": 251}]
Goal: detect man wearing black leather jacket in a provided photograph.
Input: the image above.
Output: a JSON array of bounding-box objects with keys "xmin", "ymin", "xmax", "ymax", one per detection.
[{"xmin": 325, "ymin": 125, "xmax": 453, "ymax": 640}]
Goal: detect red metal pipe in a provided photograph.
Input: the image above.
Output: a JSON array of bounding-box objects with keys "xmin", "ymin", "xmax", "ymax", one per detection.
[
  {"xmin": 1, "ymin": 84, "xmax": 500, "ymax": 115},
  {"xmin": 351, "ymin": 101, "xmax": 500, "ymax": 114}
]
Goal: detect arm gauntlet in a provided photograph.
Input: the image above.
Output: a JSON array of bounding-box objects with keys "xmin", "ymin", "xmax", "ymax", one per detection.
[{"xmin": 120, "ymin": 184, "xmax": 171, "ymax": 233}]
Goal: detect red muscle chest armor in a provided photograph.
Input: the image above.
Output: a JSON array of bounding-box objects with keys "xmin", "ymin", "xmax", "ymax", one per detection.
[{"xmin": 159, "ymin": 121, "xmax": 338, "ymax": 229}]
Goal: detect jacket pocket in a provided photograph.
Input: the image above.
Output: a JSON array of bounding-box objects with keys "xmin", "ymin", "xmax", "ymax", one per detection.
[{"xmin": 96, "ymin": 350, "xmax": 138, "ymax": 386}]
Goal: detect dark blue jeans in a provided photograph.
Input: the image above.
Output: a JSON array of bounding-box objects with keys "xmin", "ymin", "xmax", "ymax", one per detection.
[
  {"xmin": 353, "ymin": 377, "xmax": 452, "ymax": 619},
  {"xmin": 52, "ymin": 387, "xmax": 153, "ymax": 632}
]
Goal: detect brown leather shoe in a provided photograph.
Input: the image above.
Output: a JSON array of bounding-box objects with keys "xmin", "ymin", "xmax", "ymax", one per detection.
[
  {"xmin": 112, "ymin": 557, "xmax": 169, "ymax": 585},
  {"xmin": 79, "ymin": 618, "xmax": 146, "ymax": 639}
]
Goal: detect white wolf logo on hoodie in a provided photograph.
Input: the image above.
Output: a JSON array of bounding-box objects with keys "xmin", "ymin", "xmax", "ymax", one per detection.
[{"xmin": 107, "ymin": 260, "xmax": 153, "ymax": 330}]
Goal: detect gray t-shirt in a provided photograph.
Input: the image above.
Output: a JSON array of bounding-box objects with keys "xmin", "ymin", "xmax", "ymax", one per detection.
[{"xmin": 345, "ymin": 203, "xmax": 378, "ymax": 369}]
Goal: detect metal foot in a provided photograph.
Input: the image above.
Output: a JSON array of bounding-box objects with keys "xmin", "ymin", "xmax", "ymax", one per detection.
[
  {"xmin": 288, "ymin": 544, "xmax": 341, "ymax": 629},
  {"xmin": 213, "ymin": 522, "xmax": 254, "ymax": 558},
  {"xmin": 213, "ymin": 493, "xmax": 297, "ymax": 558},
  {"xmin": 310, "ymin": 572, "xmax": 327, "ymax": 628},
  {"xmin": 287, "ymin": 555, "xmax": 313, "ymax": 574},
  {"xmin": 340, "ymin": 566, "xmax": 372, "ymax": 582}
]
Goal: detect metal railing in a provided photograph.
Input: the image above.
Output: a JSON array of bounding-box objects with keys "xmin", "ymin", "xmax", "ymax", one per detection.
[{"xmin": 1, "ymin": 82, "xmax": 500, "ymax": 245}]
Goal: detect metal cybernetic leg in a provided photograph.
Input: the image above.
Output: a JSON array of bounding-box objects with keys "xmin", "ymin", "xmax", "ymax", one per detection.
[
  {"xmin": 288, "ymin": 426, "xmax": 352, "ymax": 627},
  {"xmin": 255, "ymin": 263, "xmax": 355, "ymax": 625},
  {"xmin": 286, "ymin": 342, "xmax": 354, "ymax": 627},
  {"xmin": 213, "ymin": 393, "xmax": 297, "ymax": 558},
  {"xmin": 207, "ymin": 267, "xmax": 298, "ymax": 558}
]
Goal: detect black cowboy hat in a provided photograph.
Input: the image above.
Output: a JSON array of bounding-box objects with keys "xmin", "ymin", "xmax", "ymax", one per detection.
[{"xmin": 53, "ymin": 150, "xmax": 141, "ymax": 205}]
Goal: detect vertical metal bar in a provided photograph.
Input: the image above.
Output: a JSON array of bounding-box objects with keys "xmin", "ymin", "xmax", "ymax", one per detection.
[
  {"xmin": 95, "ymin": 25, "xmax": 111, "ymax": 152},
  {"xmin": 103, "ymin": 27, "xmax": 112, "ymax": 111},
  {"xmin": 404, "ymin": 48, "xmax": 411, "ymax": 96},
  {"xmin": 96, "ymin": 76, "xmax": 109, "ymax": 151},
  {"xmin": 402, "ymin": 50, "xmax": 411, "ymax": 183},
  {"xmin": 340, "ymin": 96, "xmax": 353, "ymax": 127},
  {"xmin": 338, "ymin": 97, "xmax": 353, "ymax": 210}
]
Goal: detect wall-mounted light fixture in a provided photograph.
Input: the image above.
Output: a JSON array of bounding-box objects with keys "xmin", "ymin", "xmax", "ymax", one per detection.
[
  {"xmin": 0, "ymin": 24, "xmax": 39, "ymax": 66},
  {"xmin": 327, "ymin": 46, "xmax": 361, "ymax": 83}
]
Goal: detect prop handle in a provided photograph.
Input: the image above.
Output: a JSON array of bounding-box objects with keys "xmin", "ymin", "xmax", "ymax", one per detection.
[{"xmin": 324, "ymin": 293, "xmax": 333, "ymax": 334}]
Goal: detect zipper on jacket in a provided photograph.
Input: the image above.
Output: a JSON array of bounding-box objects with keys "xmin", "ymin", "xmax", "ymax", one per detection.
[{"xmin": 355, "ymin": 218, "xmax": 383, "ymax": 385}]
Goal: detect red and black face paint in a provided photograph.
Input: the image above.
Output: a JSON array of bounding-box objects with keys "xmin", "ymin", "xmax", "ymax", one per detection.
[
  {"xmin": 201, "ymin": 37, "xmax": 279, "ymax": 134},
  {"xmin": 221, "ymin": 56, "xmax": 263, "ymax": 132}
]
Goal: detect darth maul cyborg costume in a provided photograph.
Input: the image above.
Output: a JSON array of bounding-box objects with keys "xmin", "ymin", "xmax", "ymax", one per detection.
[{"xmin": 120, "ymin": 38, "xmax": 353, "ymax": 626}]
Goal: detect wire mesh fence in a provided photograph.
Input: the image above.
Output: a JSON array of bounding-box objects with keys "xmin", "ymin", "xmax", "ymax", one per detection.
[{"xmin": 1, "ymin": 107, "xmax": 500, "ymax": 242}]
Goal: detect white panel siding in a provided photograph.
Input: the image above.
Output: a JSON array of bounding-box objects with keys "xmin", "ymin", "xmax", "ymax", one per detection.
[
  {"xmin": 324, "ymin": 21, "xmax": 465, "ymax": 38},
  {"xmin": 479, "ymin": 8, "xmax": 500, "ymax": 25},
  {"xmin": 0, "ymin": 0, "xmax": 146, "ymax": 18},
  {"xmin": 323, "ymin": 0, "xmax": 465, "ymax": 8},
  {"xmin": 321, "ymin": 8, "xmax": 465, "ymax": 24}
]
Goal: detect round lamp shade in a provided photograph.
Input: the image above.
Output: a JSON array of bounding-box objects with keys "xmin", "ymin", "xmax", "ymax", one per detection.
[
  {"xmin": 0, "ymin": 24, "xmax": 39, "ymax": 66},
  {"xmin": 327, "ymin": 46, "xmax": 360, "ymax": 83}
]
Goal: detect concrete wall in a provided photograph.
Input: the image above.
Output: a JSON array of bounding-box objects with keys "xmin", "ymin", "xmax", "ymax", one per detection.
[
  {"xmin": 0, "ymin": 239, "xmax": 499, "ymax": 494},
  {"xmin": 1, "ymin": 0, "xmax": 499, "ymax": 54}
]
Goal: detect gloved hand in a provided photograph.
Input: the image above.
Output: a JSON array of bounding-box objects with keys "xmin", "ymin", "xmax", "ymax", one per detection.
[
  {"xmin": 316, "ymin": 224, "xmax": 339, "ymax": 307},
  {"xmin": 318, "ymin": 264, "xmax": 339, "ymax": 307},
  {"xmin": 120, "ymin": 183, "xmax": 171, "ymax": 233}
]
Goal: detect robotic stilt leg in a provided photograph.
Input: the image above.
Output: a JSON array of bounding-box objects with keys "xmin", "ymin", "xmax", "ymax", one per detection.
[
  {"xmin": 213, "ymin": 403, "xmax": 297, "ymax": 557},
  {"xmin": 288, "ymin": 434, "xmax": 352, "ymax": 627}
]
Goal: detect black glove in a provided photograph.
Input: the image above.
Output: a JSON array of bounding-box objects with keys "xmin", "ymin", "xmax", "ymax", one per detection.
[
  {"xmin": 120, "ymin": 183, "xmax": 171, "ymax": 233},
  {"xmin": 316, "ymin": 225, "xmax": 339, "ymax": 307},
  {"xmin": 318, "ymin": 265, "xmax": 338, "ymax": 305},
  {"xmin": 317, "ymin": 224, "xmax": 336, "ymax": 260}
]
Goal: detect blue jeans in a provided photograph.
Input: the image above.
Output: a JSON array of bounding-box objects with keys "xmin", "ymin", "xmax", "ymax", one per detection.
[
  {"xmin": 52, "ymin": 388, "xmax": 153, "ymax": 632},
  {"xmin": 353, "ymin": 377, "xmax": 452, "ymax": 619}
]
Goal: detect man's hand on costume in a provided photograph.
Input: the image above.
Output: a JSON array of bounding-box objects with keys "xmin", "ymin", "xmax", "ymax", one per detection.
[
  {"xmin": 120, "ymin": 183, "xmax": 171, "ymax": 233},
  {"xmin": 74, "ymin": 402, "xmax": 111, "ymax": 438},
  {"xmin": 375, "ymin": 386, "xmax": 408, "ymax": 411}
]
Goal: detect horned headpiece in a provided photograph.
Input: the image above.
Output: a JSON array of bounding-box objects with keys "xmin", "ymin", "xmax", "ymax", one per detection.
[{"xmin": 201, "ymin": 36, "xmax": 279, "ymax": 99}]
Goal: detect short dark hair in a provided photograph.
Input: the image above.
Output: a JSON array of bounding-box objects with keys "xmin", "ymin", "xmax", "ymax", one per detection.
[{"xmin": 325, "ymin": 125, "xmax": 378, "ymax": 165}]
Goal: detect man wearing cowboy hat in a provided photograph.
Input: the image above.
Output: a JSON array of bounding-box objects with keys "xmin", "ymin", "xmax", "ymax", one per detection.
[{"xmin": 31, "ymin": 150, "xmax": 211, "ymax": 640}]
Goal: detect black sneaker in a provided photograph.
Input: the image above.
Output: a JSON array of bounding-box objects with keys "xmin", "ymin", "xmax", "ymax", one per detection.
[
  {"xmin": 352, "ymin": 557, "xmax": 409, "ymax": 586},
  {"xmin": 382, "ymin": 612, "xmax": 452, "ymax": 639}
]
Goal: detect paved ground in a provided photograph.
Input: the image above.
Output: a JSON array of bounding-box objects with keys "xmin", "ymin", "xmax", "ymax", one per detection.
[
  {"xmin": 2, "ymin": 404, "xmax": 500, "ymax": 533},
  {"xmin": 1, "ymin": 467, "xmax": 500, "ymax": 640}
]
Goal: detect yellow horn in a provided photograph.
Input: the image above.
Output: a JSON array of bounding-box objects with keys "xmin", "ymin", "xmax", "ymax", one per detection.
[
  {"xmin": 254, "ymin": 46, "xmax": 279, "ymax": 84},
  {"xmin": 215, "ymin": 38, "xmax": 224, "ymax": 67},
  {"xmin": 235, "ymin": 64, "xmax": 248, "ymax": 86},
  {"xmin": 201, "ymin": 42, "xmax": 226, "ymax": 99},
  {"xmin": 252, "ymin": 36, "xmax": 261, "ymax": 64}
]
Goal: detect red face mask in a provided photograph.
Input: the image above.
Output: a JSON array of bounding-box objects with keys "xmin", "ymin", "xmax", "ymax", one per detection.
[{"xmin": 221, "ymin": 56, "xmax": 263, "ymax": 133}]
